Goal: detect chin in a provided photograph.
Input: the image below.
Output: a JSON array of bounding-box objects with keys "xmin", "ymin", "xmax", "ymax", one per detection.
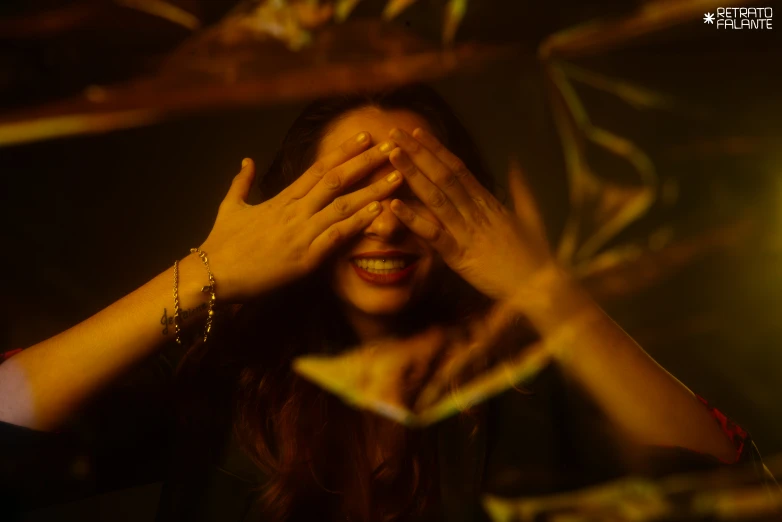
[{"xmin": 346, "ymin": 291, "xmax": 414, "ymax": 317}]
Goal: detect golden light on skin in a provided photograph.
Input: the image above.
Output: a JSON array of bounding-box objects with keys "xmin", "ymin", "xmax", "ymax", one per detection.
[{"xmin": 318, "ymin": 108, "xmax": 446, "ymax": 339}]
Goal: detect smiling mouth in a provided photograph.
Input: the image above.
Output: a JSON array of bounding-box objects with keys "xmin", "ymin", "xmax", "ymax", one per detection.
[
  {"xmin": 351, "ymin": 257, "xmax": 415, "ymax": 274},
  {"xmin": 350, "ymin": 254, "xmax": 419, "ymax": 284}
]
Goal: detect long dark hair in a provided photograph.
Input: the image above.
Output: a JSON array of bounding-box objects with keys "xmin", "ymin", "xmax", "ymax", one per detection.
[{"xmin": 176, "ymin": 83, "xmax": 497, "ymax": 522}]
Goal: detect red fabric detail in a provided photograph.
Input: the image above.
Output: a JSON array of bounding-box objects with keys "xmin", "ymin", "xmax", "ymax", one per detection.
[
  {"xmin": 695, "ymin": 394, "xmax": 747, "ymax": 464},
  {"xmin": 1, "ymin": 348, "xmax": 23, "ymax": 362}
]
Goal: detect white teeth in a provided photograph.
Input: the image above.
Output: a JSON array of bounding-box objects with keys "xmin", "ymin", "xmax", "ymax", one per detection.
[{"xmin": 353, "ymin": 257, "xmax": 411, "ymax": 272}]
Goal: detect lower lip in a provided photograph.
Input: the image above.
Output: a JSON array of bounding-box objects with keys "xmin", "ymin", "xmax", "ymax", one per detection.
[{"xmin": 351, "ymin": 260, "xmax": 419, "ymax": 285}]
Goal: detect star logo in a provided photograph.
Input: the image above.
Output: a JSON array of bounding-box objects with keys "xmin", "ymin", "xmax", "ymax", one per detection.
[{"xmin": 704, "ymin": 12, "xmax": 715, "ymax": 23}]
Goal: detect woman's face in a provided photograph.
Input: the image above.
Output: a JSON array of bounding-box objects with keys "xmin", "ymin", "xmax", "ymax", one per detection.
[{"xmin": 318, "ymin": 107, "xmax": 444, "ymax": 317}]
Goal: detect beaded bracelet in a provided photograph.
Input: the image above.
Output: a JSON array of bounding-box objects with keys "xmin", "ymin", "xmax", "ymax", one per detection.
[{"xmin": 173, "ymin": 247, "xmax": 217, "ymax": 346}]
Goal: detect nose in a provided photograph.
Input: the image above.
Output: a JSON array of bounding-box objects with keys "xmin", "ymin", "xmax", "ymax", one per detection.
[{"xmin": 362, "ymin": 198, "xmax": 407, "ymax": 242}]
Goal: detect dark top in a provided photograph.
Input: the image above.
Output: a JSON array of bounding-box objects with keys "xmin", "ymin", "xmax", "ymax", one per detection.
[{"xmin": 0, "ymin": 343, "xmax": 776, "ymax": 522}]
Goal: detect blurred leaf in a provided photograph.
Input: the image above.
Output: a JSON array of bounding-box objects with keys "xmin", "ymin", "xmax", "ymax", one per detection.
[
  {"xmin": 560, "ymin": 63, "xmax": 674, "ymax": 112},
  {"xmin": 482, "ymin": 459, "xmax": 782, "ymax": 521},
  {"xmin": 548, "ymin": 62, "xmax": 657, "ymax": 268},
  {"xmin": 0, "ymin": 110, "xmax": 162, "ymax": 148},
  {"xmin": 382, "ymin": 0, "xmax": 418, "ymax": 20},
  {"xmin": 210, "ymin": 0, "xmax": 334, "ymax": 51},
  {"xmin": 442, "ymin": 0, "xmax": 467, "ymax": 45},
  {"xmin": 113, "ymin": 0, "xmax": 201, "ymax": 30},
  {"xmin": 0, "ymin": 35, "xmax": 516, "ymax": 147},
  {"xmin": 292, "ymin": 297, "xmax": 607, "ymax": 427},
  {"xmin": 539, "ymin": 0, "xmax": 755, "ymax": 60},
  {"xmin": 293, "ymin": 300, "xmax": 553, "ymax": 427},
  {"xmin": 335, "ymin": 0, "xmax": 363, "ymax": 22},
  {"xmin": 580, "ymin": 217, "xmax": 753, "ymax": 300}
]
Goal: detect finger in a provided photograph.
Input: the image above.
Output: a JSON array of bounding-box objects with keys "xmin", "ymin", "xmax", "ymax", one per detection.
[
  {"xmin": 411, "ymin": 127, "xmax": 500, "ymax": 211},
  {"xmin": 507, "ymin": 156, "xmax": 546, "ymax": 240},
  {"xmin": 389, "ymin": 199, "xmax": 458, "ymax": 259},
  {"xmin": 224, "ymin": 158, "xmax": 255, "ymax": 208},
  {"xmin": 388, "ymin": 147, "xmax": 465, "ymax": 228},
  {"xmin": 308, "ymin": 170, "xmax": 404, "ymax": 233},
  {"xmin": 283, "ymin": 131, "xmax": 372, "ymax": 200},
  {"xmin": 389, "ymin": 128, "xmax": 480, "ymax": 220},
  {"xmin": 301, "ymin": 139, "xmax": 398, "ymax": 214},
  {"xmin": 307, "ymin": 200, "xmax": 384, "ymax": 266}
]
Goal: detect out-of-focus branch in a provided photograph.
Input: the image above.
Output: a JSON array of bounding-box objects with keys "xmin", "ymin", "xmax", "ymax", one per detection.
[
  {"xmin": 0, "ymin": 35, "xmax": 519, "ymax": 147},
  {"xmin": 113, "ymin": 0, "xmax": 202, "ymax": 30},
  {"xmin": 539, "ymin": 0, "xmax": 757, "ymax": 60}
]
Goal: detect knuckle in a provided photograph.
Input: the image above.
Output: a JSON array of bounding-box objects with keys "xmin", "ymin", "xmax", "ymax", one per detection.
[
  {"xmin": 399, "ymin": 165, "xmax": 418, "ymax": 178},
  {"xmin": 441, "ymin": 172, "xmax": 458, "ymax": 188},
  {"xmin": 309, "ymin": 160, "xmax": 328, "ymax": 179},
  {"xmin": 281, "ymin": 210, "xmax": 295, "ymax": 225},
  {"xmin": 451, "ymin": 159, "xmax": 468, "ymax": 177},
  {"xmin": 470, "ymin": 207, "xmax": 488, "ymax": 225},
  {"xmin": 331, "ymin": 196, "xmax": 351, "ymax": 216},
  {"xmin": 293, "ymin": 244, "xmax": 308, "ymax": 263},
  {"xmin": 323, "ymin": 173, "xmax": 341, "ymax": 189},
  {"xmin": 401, "ymin": 163, "xmax": 418, "ymax": 178},
  {"xmin": 327, "ymin": 226, "xmax": 342, "ymax": 243},
  {"xmin": 488, "ymin": 198, "xmax": 504, "ymax": 213},
  {"xmin": 428, "ymin": 190, "xmax": 448, "ymax": 208}
]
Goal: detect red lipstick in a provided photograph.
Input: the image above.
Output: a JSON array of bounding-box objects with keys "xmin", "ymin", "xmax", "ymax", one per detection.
[
  {"xmin": 350, "ymin": 251, "xmax": 419, "ymax": 285},
  {"xmin": 351, "ymin": 261, "xmax": 418, "ymax": 285}
]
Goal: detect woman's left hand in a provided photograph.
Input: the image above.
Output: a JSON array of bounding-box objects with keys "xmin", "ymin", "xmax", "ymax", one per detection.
[{"xmin": 387, "ymin": 127, "xmax": 556, "ymax": 302}]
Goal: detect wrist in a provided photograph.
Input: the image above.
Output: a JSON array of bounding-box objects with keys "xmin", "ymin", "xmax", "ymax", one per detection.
[{"xmin": 506, "ymin": 263, "xmax": 600, "ymax": 336}]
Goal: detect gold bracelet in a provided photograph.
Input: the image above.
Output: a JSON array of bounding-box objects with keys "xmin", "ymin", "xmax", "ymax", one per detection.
[
  {"xmin": 173, "ymin": 259, "xmax": 183, "ymax": 345},
  {"xmin": 189, "ymin": 247, "xmax": 217, "ymax": 343}
]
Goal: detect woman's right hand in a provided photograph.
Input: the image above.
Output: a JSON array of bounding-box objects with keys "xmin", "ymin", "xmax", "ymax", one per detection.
[{"xmin": 199, "ymin": 131, "xmax": 402, "ymax": 304}]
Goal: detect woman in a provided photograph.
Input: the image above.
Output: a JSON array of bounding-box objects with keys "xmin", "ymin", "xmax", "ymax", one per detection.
[{"xmin": 0, "ymin": 84, "xmax": 773, "ymax": 522}]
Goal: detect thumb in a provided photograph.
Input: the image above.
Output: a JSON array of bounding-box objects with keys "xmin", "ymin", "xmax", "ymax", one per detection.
[{"xmin": 225, "ymin": 158, "xmax": 255, "ymax": 207}]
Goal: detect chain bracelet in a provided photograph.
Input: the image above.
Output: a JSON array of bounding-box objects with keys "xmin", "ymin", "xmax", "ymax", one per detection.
[
  {"xmin": 173, "ymin": 259, "xmax": 183, "ymax": 345},
  {"xmin": 190, "ymin": 247, "xmax": 217, "ymax": 343}
]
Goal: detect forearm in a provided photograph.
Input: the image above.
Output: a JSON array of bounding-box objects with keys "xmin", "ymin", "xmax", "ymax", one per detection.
[
  {"xmin": 512, "ymin": 270, "xmax": 737, "ymax": 463},
  {"xmin": 0, "ymin": 253, "xmax": 211, "ymax": 431}
]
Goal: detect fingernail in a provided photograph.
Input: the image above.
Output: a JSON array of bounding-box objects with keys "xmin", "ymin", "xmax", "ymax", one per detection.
[
  {"xmin": 241, "ymin": 158, "xmax": 249, "ymax": 168},
  {"xmin": 387, "ymin": 171, "xmax": 400, "ymax": 183},
  {"xmin": 412, "ymin": 128, "xmax": 425, "ymax": 139},
  {"xmin": 356, "ymin": 132, "xmax": 368, "ymax": 143},
  {"xmin": 368, "ymin": 201, "xmax": 381, "ymax": 212},
  {"xmin": 379, "ymin": 141, "xmax": 395, "ymax": 153},
  {"xmin": 390, "ymin": 128, "xmax": 405, "ymax": 141}
]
